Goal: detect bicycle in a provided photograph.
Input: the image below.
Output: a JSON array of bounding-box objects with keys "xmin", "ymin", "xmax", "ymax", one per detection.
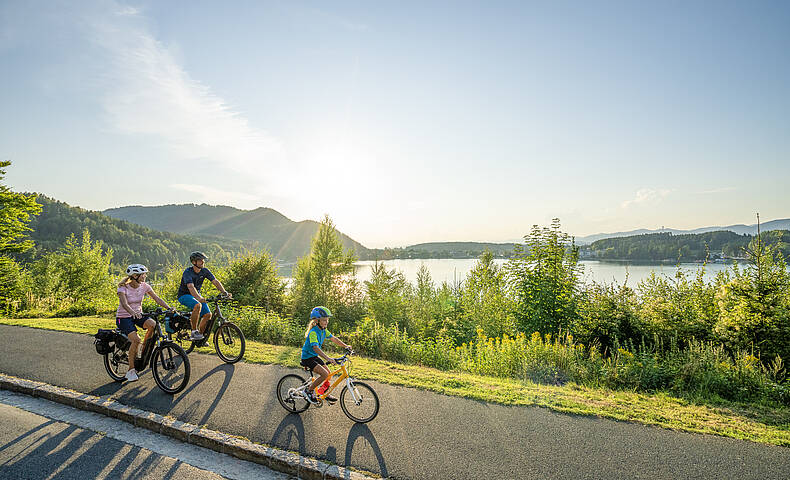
[
  {"xmin": 276, "ymin": 349, "xmax": 380, "ymax": 423},
  {"xmin": 169, "ymin": 294, "xmax": 246, "ymax": 364},
  {"xmin": 95, "ymin": 309, "xmax": 191, "ymax": 394}
]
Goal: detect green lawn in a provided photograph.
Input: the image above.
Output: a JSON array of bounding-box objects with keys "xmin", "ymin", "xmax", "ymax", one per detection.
[{"xmin": 2, "ymin": 315, "xmax": 789, "ymax": 446}]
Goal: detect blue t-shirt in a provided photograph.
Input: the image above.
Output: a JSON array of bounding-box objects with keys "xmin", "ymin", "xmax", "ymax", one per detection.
[
  {"xmin": 177, "ymin": 267, "xmax": 216, "ymax": 297},
  {"xmin": 301, "ymin": 326, "xmax": 333, "ymax": 359}
]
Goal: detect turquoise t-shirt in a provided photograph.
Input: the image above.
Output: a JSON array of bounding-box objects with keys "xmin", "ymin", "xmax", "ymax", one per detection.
[{"xmin": 301, "ymin": 326, "xmax": 333, "ymax": 359}]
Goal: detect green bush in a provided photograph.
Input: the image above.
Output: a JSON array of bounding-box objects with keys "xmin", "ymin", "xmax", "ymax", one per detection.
[
  {"xmin": 222, "ymin": 250, "xmax": 287, "ymax": 314},
  {"xmin": 29, "ymin": 230, "xmax": 117, "ymax": 315}
]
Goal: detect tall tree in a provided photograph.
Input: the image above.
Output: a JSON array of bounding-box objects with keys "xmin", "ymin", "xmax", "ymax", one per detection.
[
  {"xmin": 0, "ymin": 161, "xmax": 41, "ymax": 255},
  {"xmin": 506, "ymin": 219, "xmax": 582, "ymax": 335},
  {"xmin": 290, "ymin": 215, "xmax": 364, "ymax": 329},
  {"xmin": 0, "ymin": 161, "xmax": 41, "ymax": 312}
]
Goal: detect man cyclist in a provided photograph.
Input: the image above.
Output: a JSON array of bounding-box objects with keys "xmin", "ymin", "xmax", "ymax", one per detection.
[{"xmin": 177, "ymin": 251, "xmax": 232, "ymax": 341}]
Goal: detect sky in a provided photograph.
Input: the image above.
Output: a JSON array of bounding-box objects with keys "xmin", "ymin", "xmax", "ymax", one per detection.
[{"xmin": 1, "ymin": 1, "xmax": 789, "ymax": 248}]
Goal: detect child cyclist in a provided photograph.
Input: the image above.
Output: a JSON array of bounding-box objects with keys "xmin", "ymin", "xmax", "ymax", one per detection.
[{"xmin": 301, "ymin": 306, "xmax": 351, "ymax": 404}]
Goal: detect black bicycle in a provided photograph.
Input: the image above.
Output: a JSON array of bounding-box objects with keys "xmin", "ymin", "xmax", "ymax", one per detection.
[
  {"xmin": 168, "ymin": 294, "xmax": 246, "ymax": 364},
  {"xmin": 95, "ymin": 309, "xmax": 191, "ymax": 394}
]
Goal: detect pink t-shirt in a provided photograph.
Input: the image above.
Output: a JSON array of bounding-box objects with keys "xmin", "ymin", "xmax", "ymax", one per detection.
[{"xmin": 116, "ymin": 282, "xmax": 154, "ymax": 318}]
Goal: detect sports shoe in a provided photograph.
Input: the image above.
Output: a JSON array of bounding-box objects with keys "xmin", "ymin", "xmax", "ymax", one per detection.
[
  {"xmin": 125, "ymin": 369, "xmax": 139, "ymax": 382},
  {"xmin": 190, "ymin": 330, "xmax": 205, "ymax": 341},
  {"xmin": 304, "ymin": 390, "xmax": 318, "ymax": 404},
  {"xmin": 325, "ymin": 394, "xmax": 338, "ymax": 403}
]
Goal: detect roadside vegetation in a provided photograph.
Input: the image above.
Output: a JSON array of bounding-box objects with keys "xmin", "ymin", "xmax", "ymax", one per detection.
[{"xmin": 1, "ymin": 160, "xmax": 789, "ymax": 445}]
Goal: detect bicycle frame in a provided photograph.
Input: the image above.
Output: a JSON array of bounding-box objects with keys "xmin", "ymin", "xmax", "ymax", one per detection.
[{"xmin": 310, "ymin": 357, "xmax": 363, "ymax": 404}]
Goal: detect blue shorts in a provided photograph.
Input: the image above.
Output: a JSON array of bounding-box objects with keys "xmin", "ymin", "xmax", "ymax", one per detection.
[
  {"xmin": 178, "ymin": 295, "xmax": 211, "ymax": 317},
  {"xmin": 116, "ymin": 316, "xmax": 147, "ymax": 335}
]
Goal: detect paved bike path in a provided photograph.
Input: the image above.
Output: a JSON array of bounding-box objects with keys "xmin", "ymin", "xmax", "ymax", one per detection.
[{"xmin": 1, "ymin": 325, "xmax": 788, "ymax": 479}]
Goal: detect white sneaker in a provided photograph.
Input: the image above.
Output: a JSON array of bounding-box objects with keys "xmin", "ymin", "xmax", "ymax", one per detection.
[
  {"xmin": 190, "ymin": 330, "xmax": 204, "ymax": 341},
  {"xmin": 125, "ymin": 369, "xmax": 139, "ymax": 382}
]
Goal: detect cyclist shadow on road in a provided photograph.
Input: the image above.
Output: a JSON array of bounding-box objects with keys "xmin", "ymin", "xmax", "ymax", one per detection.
[
  {"xmin": 168, "ymin": 363, "xmax": 236, "ymax": 425},
  {"xmin": 270, "ymin": 413, "xmax": 306, "ymax": 455},
  {"xmin": 341, "ymin": 423, "xmax": 388, "ymax": 477}
]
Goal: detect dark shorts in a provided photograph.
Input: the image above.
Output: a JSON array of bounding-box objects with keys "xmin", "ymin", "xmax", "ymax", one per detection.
[
  {"xmin": 116, "ymin": 316, "xmax": 147, "ymax": 335},
  {"xmin": 300, "ymin": 356, "xmax": 326, "ymax": 371}
]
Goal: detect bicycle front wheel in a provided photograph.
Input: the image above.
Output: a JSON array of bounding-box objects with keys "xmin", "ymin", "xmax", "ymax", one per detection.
[
  {"xmin": 151, "ymin": 342, "xmax": 190, "ymax": 394},
  {"xmin": 104, "ymin": 345, "xmax": 127, "ymax": 382},
  {"xmin": 214, "ymin": 322, "xmax": 245, "ymax": 363},
  {"xmin": 277, "ymin": 374, "xmax": 310, "ymax": 413},
  {"xmin": 340, "ymin": 381, "xmax": 379, "ymax": 423}
]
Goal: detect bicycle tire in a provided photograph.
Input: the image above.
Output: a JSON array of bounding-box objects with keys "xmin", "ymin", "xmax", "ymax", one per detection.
[
  {"xmin": 277, "ymin": 374, "xmax": 311, "ymax": 413},
  {"xmin": 214, "ymin": 322, "xmax": 245, "ymax": 364},
  {"xmin": 151, "ymin": 342, "xmax": 190, "ymax": 394},
  {"xmin": 340, "ymin": 381, "xmax": 379, "ymax": 423},
  {"xmin": 104, "ymin": 345, "xmax": 127, "ymax": 382}
]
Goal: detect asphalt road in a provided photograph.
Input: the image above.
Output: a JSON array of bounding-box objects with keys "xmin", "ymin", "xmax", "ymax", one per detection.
[{"xmin": 1, "ymin": 324, "xmax": 789, "ymax": 479}]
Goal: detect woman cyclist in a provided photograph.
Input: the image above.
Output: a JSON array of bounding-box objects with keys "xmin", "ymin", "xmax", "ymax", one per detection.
[
  {"xmin": 301, "ymin": 306, "xmax": 351, "ymax": 404},
  {"xmin": 117, "ymin": 264, "xmax": 173, "ymax": 382}
]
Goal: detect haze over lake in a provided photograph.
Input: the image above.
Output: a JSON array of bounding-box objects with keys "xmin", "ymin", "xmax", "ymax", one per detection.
[{"xmin": 353, "ymin": 259, "xmax": 739, "ymax": 287}]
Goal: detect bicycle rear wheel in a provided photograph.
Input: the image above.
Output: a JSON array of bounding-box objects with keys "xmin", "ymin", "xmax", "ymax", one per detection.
[
  {"xmin": 340, "ymin": 381, "xmax": 379, "ymax": 423},
  {"xmin": 104, "ymin": 345, "xmax": 128, "ymax": 382},
  {"xmin": 214, "ymin": 322, "xmax": 245, "ymax": 364},
  {"xmin": 151, "ymin": 342, "xmax": 190, "ymax": 394},
  {"xmin": 277, "ymin": 374, "xmax": 310, "ymax": 413}
]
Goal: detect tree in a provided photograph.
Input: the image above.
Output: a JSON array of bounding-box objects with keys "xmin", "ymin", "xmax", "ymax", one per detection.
[
  {"xmin": 0, "ymin": 161, "xmax": 42, "ymax": 255},
  {"xmin": 715, "ymin": 221, "xmax": 790, "ymax": 361},
  {"xmin": 460, "ymin": 250, "xmax": 515, "ymax": 340},
  {"xmin": 505, "ymin": 219, "xmax": 582, "ymax": 335},
  {"xmin": 0, "ymin": 161, "xmax": 41, "ymax": 312},
  {"xmin": 290, "ymin": 215, "xmax": 364, "ymax": 329},
  {"xmin": 223, "ymin": 250, "xmax": 287, "ymax": 315},
  {"xmin": 31, "ymin": 229, "xmax": 117, "ymax": 315},
  {"xmin": 364, "ymin": 262, "xmax": 410, "ymax": 330}
]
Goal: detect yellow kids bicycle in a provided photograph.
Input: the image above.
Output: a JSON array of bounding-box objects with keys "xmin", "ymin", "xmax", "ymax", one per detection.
[{"xmin": 276, "ymin": 349, "xmax": 380, "ymax": 423}]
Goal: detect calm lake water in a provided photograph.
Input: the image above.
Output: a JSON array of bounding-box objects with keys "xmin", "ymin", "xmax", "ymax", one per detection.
[{"xmin": 352, "ymin": 259, "xmax": 736, "ymax": 287}]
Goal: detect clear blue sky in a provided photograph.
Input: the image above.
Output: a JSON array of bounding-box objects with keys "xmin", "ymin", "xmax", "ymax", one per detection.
[{"xmin": 2, "ymin": 1, "xmax": 789, "ymax": 247}]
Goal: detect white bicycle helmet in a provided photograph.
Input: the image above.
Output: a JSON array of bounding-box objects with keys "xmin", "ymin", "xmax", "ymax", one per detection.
[{"xmin": 126, "ymin": 264, "xmax": 149, "ymax": 275}]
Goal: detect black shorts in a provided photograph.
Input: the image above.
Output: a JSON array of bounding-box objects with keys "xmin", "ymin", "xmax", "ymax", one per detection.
[{"xmin": 300, "ymin": 356, "xmax": 326, "ymax": 371}]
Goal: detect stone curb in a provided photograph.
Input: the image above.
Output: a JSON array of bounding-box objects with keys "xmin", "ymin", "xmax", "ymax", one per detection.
[{"xmin": 0, "ymin": 373, "xmax": 377, "ymax": 480}]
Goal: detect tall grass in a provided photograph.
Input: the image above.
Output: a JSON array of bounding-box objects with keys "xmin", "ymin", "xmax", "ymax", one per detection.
[{"xmin": 214, "ymin": 306, "xmax": 788, "ymax": 405}]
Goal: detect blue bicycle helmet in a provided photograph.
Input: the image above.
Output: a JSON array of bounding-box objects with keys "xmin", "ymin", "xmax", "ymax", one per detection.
[{"xmin": 310, "ymin": 306, "xmax": 333, "ymax": 319}]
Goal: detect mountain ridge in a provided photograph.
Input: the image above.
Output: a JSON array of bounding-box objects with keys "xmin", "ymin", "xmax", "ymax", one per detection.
[
  {"xmin": 574, "ymin": 218, "xmax": 790, "ymax": 245},
  {"xmin": 103, "ymin": 203, "xmax": 370, "ymax": 261}
]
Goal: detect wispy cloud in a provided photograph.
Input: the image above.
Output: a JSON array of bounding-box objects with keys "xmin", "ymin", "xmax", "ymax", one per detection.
[
  {"xmin": 698, "ymin": 186, "xmax": 738, "ymax": 195},
  {"xmin": 621, "ymin": 188, "xmax": 671, "ymax": 209},
  {"xmin": 85, "ymin": 1, "xmax": 287, "ymax": 192}
]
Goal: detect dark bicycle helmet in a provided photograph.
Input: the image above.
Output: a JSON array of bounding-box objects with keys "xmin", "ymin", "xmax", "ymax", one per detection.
[{"xmin": 189, "ymin": 251, "xmax": 208, "ymax": 262}]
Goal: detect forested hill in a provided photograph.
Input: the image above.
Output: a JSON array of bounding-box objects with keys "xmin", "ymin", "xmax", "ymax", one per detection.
[
  {"xmin": 582, "ymin": 230, "xmax": 790, "ymax": 262},
  {"xmin": 103, "ymin": 204, "xmax": 370, "ymax": 261},
  {"xmin": 367, "ymin": 242, "xmax": 518, "ymax": 259},
  {"xmin": 19, "ymin": 195, "xmax": 250, "ymax": 270}
]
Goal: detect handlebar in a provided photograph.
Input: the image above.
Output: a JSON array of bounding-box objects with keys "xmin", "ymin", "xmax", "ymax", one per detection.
[
  {"xmin": 205, "ymin": 293, "xmax": 233, "ymax": 303},
  {"xmin": 332, "ymin": 348, "xmax": 355, "ymax": 364}
]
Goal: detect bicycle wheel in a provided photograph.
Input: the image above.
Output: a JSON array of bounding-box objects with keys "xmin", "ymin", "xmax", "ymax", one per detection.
[
  {"xmin": 277, "ymin": 374, "xmax": 310, "ymax": 413},
  {"xmin": 214, "ymin": 322, "xmax": 245, "ymax": 364},
  {"xmin": 104, "ymin": 345, "xmax": 128, "ymax": 382},
  {"xmin": 340, "ymin": 381, "xmax": 379, "ymax": 423},
  {"xmin": 151, "ymin": 342, "xmax": 190, "ymax": 394}
]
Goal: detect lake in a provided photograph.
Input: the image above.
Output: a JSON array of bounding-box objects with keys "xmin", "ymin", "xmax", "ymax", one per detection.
[{"xmin": 352, "ymin": 259, "xmax": 736, "ymax": 287}]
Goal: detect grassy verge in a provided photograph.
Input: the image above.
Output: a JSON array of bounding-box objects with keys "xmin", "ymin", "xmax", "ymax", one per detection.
[{"xmin": 2, "ymin": 315, "xmax": 789, "ymax": 446}]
